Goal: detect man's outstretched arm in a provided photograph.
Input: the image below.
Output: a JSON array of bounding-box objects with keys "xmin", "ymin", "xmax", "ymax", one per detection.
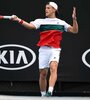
[{"xmin": 11, "ymin": 15, "xmax": 36, "ymax": 29}]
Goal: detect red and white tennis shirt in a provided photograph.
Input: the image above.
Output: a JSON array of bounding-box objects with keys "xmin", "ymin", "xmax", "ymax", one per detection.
[{"xmin": 30, "ymin": 18, "xmax": 71, "ymax": 48}]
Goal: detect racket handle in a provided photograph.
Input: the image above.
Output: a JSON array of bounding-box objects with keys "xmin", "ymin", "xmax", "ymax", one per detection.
[
  {"xmin": 0, "ymin": 15, "xmax": 12, "ymax": 19},
  {"xmin": 3, "ymin": 16, "xmax": 12, "ymax": 19}
]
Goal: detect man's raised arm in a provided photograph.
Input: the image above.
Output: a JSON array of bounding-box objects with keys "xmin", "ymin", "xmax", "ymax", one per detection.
[{"xmin": 67, "ymin": 7, "xmax": 78, "ymax": 33}]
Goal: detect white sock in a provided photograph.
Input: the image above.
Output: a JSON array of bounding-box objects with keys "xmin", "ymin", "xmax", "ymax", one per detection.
[
  {"xmin": 41, "ymin": 91, "xmax": 46, "ymax": 96},
  {"xmin": 48, "ymin": 86, "xmax": 54, "ymax": 93}
]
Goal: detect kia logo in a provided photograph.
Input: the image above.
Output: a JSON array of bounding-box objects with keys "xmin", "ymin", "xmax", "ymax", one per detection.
[
  {"xmin": 82, "ymin": 49, "xmax": 90, "ymax": 68},
  {"xmin": 0, "ymin": 44, "xmax": 36, "ymax": 70}
]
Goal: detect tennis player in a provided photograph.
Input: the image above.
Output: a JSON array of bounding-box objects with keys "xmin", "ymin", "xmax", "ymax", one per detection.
[{"xmin": 10, "ymin": 1, "xmax": 78, "ymax": 96}]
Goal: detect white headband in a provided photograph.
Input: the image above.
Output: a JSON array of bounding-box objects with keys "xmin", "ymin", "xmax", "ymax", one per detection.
[{"xmin": 49, "ymin": 2, "xmax": 58, "ymax": 10}]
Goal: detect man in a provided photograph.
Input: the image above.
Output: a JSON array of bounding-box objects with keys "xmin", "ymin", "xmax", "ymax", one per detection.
[{"xmin": 10, "ymin": 1, "xmax": 78, "ymax": 96}]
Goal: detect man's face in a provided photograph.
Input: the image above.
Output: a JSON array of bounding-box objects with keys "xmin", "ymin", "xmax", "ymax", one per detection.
[{"xmin": 45, "ymin": 4, "xmax": 56, "ymax": 17}]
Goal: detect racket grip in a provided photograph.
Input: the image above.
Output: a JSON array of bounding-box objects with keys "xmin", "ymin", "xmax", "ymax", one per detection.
[
  {"xmin": 3, "ymin": 16, "xmax": 12, "ymax": 19},
  {"xmin": 0, "ymin": 15, "xmax": 12, "ymax": 19}
]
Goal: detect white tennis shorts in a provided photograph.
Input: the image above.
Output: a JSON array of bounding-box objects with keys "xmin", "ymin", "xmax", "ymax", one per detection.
[{"xmin": 38, "ymin": 46, "xmax": 61, "ymax": 69}]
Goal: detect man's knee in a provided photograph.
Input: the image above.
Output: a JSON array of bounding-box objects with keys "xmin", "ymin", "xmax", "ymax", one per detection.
[
  {"xmin": 39, "ymin": 69, "xmax": 48, "ymax": 79},
  {"xmin": 50, "ymin": 61, "xmax": 58, "ymax": 73}
]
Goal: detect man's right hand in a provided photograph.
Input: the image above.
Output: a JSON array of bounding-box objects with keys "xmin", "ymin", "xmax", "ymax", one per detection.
[{"xmin": 11, "ymin": 15, "xmax": 21, "ymax": 22}]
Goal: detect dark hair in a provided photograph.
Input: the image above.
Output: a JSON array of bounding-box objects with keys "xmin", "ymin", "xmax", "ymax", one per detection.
[{"xmin": 55, "ymin": 10, "xmax": 60, "ymax": 18}]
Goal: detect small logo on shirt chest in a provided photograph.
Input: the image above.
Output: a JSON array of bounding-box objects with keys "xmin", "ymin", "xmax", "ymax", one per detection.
[{"xmin": 57, "ymin": 22, "xmax": 59, "ymax": 24}]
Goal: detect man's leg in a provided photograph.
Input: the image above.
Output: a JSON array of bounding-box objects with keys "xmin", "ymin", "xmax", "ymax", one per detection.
[
  {"xmin": 39, "ymin": 68, "xmax": 48, "ymax": 96},
  {"xmin": 46, "ymin": 61, "xmax": 58, "ymax": 96}
]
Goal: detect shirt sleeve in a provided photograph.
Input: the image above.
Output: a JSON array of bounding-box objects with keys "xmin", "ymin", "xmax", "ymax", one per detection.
[
  {"xmin": 30, "ymin": 19, "xmax": 41, "ymax": 29},
  {"xmin": 63, "ymin": 21, "xmax": 71, "ymax": 32}
]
